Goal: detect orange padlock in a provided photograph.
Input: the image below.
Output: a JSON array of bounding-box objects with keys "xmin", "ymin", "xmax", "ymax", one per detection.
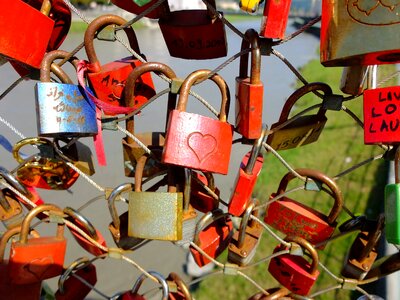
[{"xmin": 8, "ymin": 204, "xmax": 67, "ymax": 284}]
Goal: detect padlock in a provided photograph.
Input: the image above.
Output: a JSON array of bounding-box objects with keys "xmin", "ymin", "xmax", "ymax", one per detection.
[
  {"xmin": 12, "ymin": 137, "xmax": 79, "ymax": 190},
  {"xmin": 268, "ymin": 236, "xmax": 320, "ymax": 296},
  {"xmin": 162, "ymin": 69, "xmax": 233, "ymax": 175},
  {"xmin": 0, "ymin": 0, "xmax": 54, "ymax": 69},
  {"xmin": 247, "ymin": 287, "xmax": 292, "ymax": 300},
  {"xmin": 266, "ymin": 82, "xmax": 332, "ymax": 151},
  {"xmin": 363, "ymin": 85, "xmax": 400, "ymax": 145},
  {"xmin": 158, "ymin": 0, "xmax": 228, "ymax": 59},
  {"xmin": 8, "ymin": 204, "xmax": 67, "ymax": 284},
  {"xmin": 111, "ymin": 0, "xmax": 170, "ymax": 19},
  {"xmin": 53, "ymin": 137, "xmax": 96, "ymax": 176},
  {"xmin": 8, "ymin": 0, "xmax": 71, "ymax": 78},
  {"xmin": 260, "ymin": 0, "xmax": 291, "ymax": 39},
  {"xmin": 128, "ymin": 155, "xmax": 183, "ymax": 241},
  {"xmin": 84, "ymin": 14, "xmax": 155, "ymax": 113},
  {"xmin": 235, "ymin": 28, "xmax": 263, "ymax": 140},
  {"xmin": 55, "ymin": 257, "xmax": 97, "ymax": 300},
  {"xmin": 228, "ymin": 201, "xmax": 263, "ymax": 266},
  {"xmin": 228, "ymin": 127, "xmax": 266, "ymax": 216},
  {"xmin": 35, "ymin": 50, "xmax": 98, "ymax": 138},
  {"xmin": 120, "ymin": 271, "xmax": 169, "ymax": 300},
  {"xmin": 320, "ymin": 0, "xmax": 400, "ymax": 66},
  {"xmin": 108, "ymin": 182, "xmax": 144, "ymax": 250},
  {"xmin": 340, "ymin": 65, "xmax": 368, "ymax": 96},
  {"xmin": 385, "ymin": 146, "xmax": 400, "ymax": 244},
  {"xmin": 0, "ymin": 188, "xmax": 25, "ymax": 229},
  {"xmin": 0, "ymin": 226, "xmax": 42, "ymax": 300},
  {"xmin": 341, "ymin": 214, "xmax": 384, "ymax": 279},
  {"xmin": 64, "ymin": 206, "xmax": 107, "ymax": 257},
  {"xmin": 190, "ymin": 171, "xmax": 220, "ymax": 213},
  {"xmin": 190, "ymin": 209, "xmax": 234, "ymax": 267},
  {"xmin": 364, "ymin": 250, "xmax": 400, "ymax": 280},
  {"xmin": 239, "ymin": 0, "xmax": 263, "ymax": 13},
  {"xmin": 264, "ymin": 168, "xmax": 343, "ymax": 247},
  {"xmin": 166, "ymin": 272, "xmax": 192, "ymax": 300},
  {"xmin": 122, "ymin": 62, "xmax": 177, "ymax": 178}
]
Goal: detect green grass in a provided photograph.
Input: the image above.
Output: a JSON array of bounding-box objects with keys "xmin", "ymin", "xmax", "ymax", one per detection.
[
  {"xmin": 69, "ymin": 19, "xmax": 146, "ymax": 33},
  {"xmin": 193, "ymin": 56, "xmax": 397, "ymax": 299}
]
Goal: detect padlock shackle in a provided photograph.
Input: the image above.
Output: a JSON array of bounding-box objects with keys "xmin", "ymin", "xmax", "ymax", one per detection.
[
  {"xmin": 237, "ymin": 201, "xmax": 256, "ymax": 248},
  {"xmin": 12, "ymin": 137, "xmax": 54, "ymax": 164},
  {"xmin": 244, "ymin": 126, "xmax": 267, "ymax": 174},
  {"xmin": 284, "ymin": 235, "xmax": 319, "ymax": 274},
  {"xmin": 39, "ymin": 0, "xmax": 52, "ymax": 16},
  {"xmin": 63, "ymin": 206, "xmax": 98, "ymax": 240},
  {"xmin": 135, "ymin": 155, "xmax": 148, "ymax": 192},
  {"xmin": 183, "ymin": 168, "xmax": 192, "ymax": 212},
  {"xmin": 276, "ymin": 168, "xmax": 343, "ymax": 224},
  {"xmin": 107, "ymin": 182, "xmax": 134, "ymax": 230},
  {"xmin": 84, "ymin": 15, "xmax": 141, "ymax": 74},
  {"xmin": 58, "ymin": 256, "xmax": 92, "ymax": 294},
  {"xmin": 278, "ymin": 82, "xmax": 332, "ymax": 123},
  {"xmin": 357, "ymin": 213, "xmax": 384, "ymax": 262},
  {"xmin": 130, "ymin": 271, "xmax": 169, "ymax": 299},
  {"xmin": 19, "ymin": 204, "xmax": 64, "ymax": 244},
  {"xmin": 124, "ymin": 62, "xmax": 177, "ymax": 142},
  {"xmin": 238, "ymin": 28, "xmax": 261, "ymax": 84},
  {"xmin": 193, "ymin": 208, "xmax": 230, "ymax": 245},
  {"xmin": 247, "ymin": 287, "xmax": 291, "ymax": 300},
  {"xmin": 0, "ymin": 166, "xmax": 30, "ymax": 197},
  {"xmin": 167, "ymin": 272, "xmax": 192, "ymax": 300},
  {"xmin": 40, "ymin": 50, "xmax": 79, "ymax": 83},
  {"xmin": 0, "ymin": 190, "xmax": 11, "ymax": 211},
  {"xmin": 178, "ymin": 69, "xmax": 230, "ymax": 122}
]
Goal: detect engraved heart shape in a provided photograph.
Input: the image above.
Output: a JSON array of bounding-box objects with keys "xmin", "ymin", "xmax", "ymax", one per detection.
[
  {"xmin": 188, "ymin": 132, "xmax": 217, "ymax": 163},
  {"xmin": 23, "ymin": 256, "xmax": 54, "ymax": 281}
]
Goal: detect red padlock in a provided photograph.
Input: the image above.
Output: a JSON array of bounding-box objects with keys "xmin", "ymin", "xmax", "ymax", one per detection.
[
  {"xmin": 235, "ymin": 28, "xmax": 263, "ymax": 140},
  {"xmin": 190, "ymin": 209, "xmax": 234, "ymax": 267},
  {"xmin": 167, "ymin": 272, "xmax": 192, "ymax": 300},
  {"xmin": 260, "ymin": 0, "xmax": 291, "ymax": 39},
  {"xmin": 64, "ymin": 206, "xmax": 107, "ymax": 257},
  {"xmin": 111, "ymin": 0, "xmax": 170, "ymax": 19},
  {"xmin": 0, "ymin": 226, "xmax": 42, "ymax": 300},
  {"xmin": 0, "ymin": 0, "xmax": 54, "ymax": 69},
  {"xmin": 363, "ymin": 85, "xmax": 400, "ymax": 145},
  {"xmin": 55, "ymin": 257, "xmax": 97, "ymax": 300},
  {"xmin": 120, "ymin": 271, "xmax": 169, "ymax": 300},
  {"xmin": 84, "ymin": 14, "xmax": 155, "ymax": 113},
  {"xmin": 268, "ymin": 236, "xmax": 320, "ymax": 296},
  {"xmin": 264, "ymin": 169, "xmax": 343, "ymax": 247},
  {"xmin": 162, "ymin": 69, "xmax": 233, "ymax": 175},
  {"xmin": 190, "ymin": 171, "xmax": 220, "ymax": 213},
  {"xmin": 228, "ymin": 128, "xmax": 266, "ymax": 216},
  {"xmin": 8, "ymin": 204, "xmax": 67, "ymax": 284}
]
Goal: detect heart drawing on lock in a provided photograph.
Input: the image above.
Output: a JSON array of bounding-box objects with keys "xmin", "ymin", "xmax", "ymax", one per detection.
[
  {"xmin": 23, "ymin": 256, "xmax": 55, "ymax": 281},
  {"xmin": 187, "ymin": 132, "xmax": 217, "ymax": 163}
]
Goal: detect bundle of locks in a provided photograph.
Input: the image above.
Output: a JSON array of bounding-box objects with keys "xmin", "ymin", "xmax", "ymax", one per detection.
[{"xmin": 0, "ymin": 0, "xmax": 399, "ymax": 299}]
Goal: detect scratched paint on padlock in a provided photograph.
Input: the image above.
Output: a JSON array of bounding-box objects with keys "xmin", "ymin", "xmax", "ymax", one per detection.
[
  {"xmin": 363, "ymin": 86, "xmax": 400, "ymax": 144},
  {"xmin": 35, "ymin": 83, "xmax": 97, "ymax": 137},
  {"xmin": 346, "ymin": 0, "xmax": 400, "ymax": 25}
]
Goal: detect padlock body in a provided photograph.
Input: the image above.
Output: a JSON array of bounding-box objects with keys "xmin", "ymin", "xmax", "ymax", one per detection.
[
  {"xmin": 158, "ymin": 10, "xmax": 228, "ymax": 59},
  {"xmin": 190, "ymin": 219, "xmax": 234, "ymax": 267},
  {"xmin": 87, "ymin": 58, "xmax": 155, "ymax": 112},
  {"xmin": 0, "ymin": 0, "xmax": 54, "ymax": 68},
  {"xmin": 268, "ymin": 249, "xmax": 319, "ymax": 295},
  {"xmin": 264, "ymin": 194, "xmax": 336, "ymax": 246},
  {"xmin": 9, "ymin": 237, "xmax": 67, "ymax": 284},
  {"xmin": 363, "ymin": 86, "xmax": 400, "ymax": 145},
  {"xmin": 341, "ymin": 232, "xmax": 378, "ymax": 279},
  {"xmin": 235, "ymin": 78, "xmax": 264, "ymax": 139},
  {"xmin": 162, "ymin": 110, "xmax": 233, "ymax": 175},
  {"xmin": 320, "ymin": 0, "xmax": 400, "ymax": 66},
  {"xmin": 0, "ymin": 194, "xmax": 24, "ymax": 229},
  {"xmin": 69, "ymin": 226, "xmax": 107, "ymax": 257},
  {"xmin": 128, "ymin": 191, "xmax": 183, "ymax": 241},
  {"xmin": 228, "ymin": 221, "xmax": 263, "ymax": 266},
  {"xmin": 228, "ymin": 152, "xmax": 263, "ymax": 216},
  {"xmin": 55, "ymin": 263, "xmax": 97, "ymax": 300},
  {"xmin": 267, "ymin": 115, "xmax": 327, "ymax": 151},
  {"xmin": 190, "ymin": 172, "xmax": 220, "ymax": 213},
  {"xmin": 0, "ymin": 262, "xmax": 42, "ymax": 300},
  {"xmin": 111, "ymin": 0, "xmax": 167, "ymax": 19},
  {"xmin": 36, "ymin": 82, "xmax": 98, "ymax": 138},
  {"xmin": 385, "ymin": 183, "xmax": 400, "ymax": 244},
  {"xmin": 122, "ymin": 132, "xmax": 166, "ymax": 177},
  {"xmin": 109, "ymin": 211, "xmax": 144, "ymax": 250},
  {"xmin": 260, "ymin": 0, "xmax": 291, "ymax": 39}
]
